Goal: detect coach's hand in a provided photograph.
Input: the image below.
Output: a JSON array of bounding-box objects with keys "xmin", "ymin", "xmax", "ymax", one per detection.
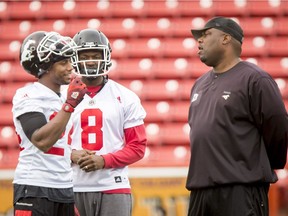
[{"xmin": 66, "ymin": 77, "xmax": 87, "ymax": 108}]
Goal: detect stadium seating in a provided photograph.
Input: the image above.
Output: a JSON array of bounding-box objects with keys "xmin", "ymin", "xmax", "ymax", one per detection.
[
  {"xmin": 0, "ymin": 104, "xmax": 13, "ymax": 126},
  {"xmin": 213, "ymin": 0, "xmax": 248, "ymax": 17},
  {"xmin": 9, "ymin": 1, "xmax": 44, "ymax": 20},
  {"xmin": 247, "ymin": 0, "xmax": 287, "ymax": 16},
  {"xmin": 131, "ymin": 145, "xmax": 190, "ymax": 167},
  {"xmin": 0, "ymin": 126, "xmax": 18, "ymax": 149},
  {"xmin": 0, "ymin": 148, "xmax": 19, "ymax": 169}
]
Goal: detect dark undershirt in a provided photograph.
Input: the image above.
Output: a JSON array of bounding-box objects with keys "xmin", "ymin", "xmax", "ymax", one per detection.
[{"xmin": 18, "ymin": 112, "xmax": 47, "ymax": 141}]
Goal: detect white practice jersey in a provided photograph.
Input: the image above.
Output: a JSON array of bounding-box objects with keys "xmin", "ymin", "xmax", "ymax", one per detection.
[
  {"xmin": 12, "ymin": 82, "xmax": 73, "ymax": 188},
  {"xmin": 69, "ymin": 79, "xmax": 146, "ymax": 192}
]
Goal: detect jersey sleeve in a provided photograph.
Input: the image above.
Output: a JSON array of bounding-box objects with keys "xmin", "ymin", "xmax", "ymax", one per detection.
[
  {"xmin": 123, "ymin": 96, "xmax": 146, "ymax": 129},
  {"xmin": 102, "ymin": 124, "xmax": 147, "ymax": 168},
  {"xmin": 250, "ymin": 76, "xmax": 288, "ymax": 169}
]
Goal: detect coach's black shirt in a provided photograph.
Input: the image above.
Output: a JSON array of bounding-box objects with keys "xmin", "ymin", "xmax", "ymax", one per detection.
[{"xmin": 186, "ymin": 61, "xmax": 287, "ymax": 189}]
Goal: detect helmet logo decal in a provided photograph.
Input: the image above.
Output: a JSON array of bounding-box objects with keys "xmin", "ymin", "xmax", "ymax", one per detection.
[{"xmin": 21, "ymin": 39, "xmax": 36, "ymax": 64}]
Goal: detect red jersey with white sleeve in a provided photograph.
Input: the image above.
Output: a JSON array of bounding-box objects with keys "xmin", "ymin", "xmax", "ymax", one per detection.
[
  {"xmin": 69, "ymin": 79, "xmax": 147, "ymax": 192},
  {"xmin": 12, "ymin": 82, "xmax": 73, "ymax": 188}
]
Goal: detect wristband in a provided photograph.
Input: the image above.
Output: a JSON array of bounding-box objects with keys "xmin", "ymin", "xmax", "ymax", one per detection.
[{"xmin": 62, "ymin": 103, "xmax": 74, "ymax": 113}]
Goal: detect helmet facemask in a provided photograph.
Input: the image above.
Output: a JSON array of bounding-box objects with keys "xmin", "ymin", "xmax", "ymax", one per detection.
[
  {"xmin": 72, "ymin": 45, "xmax": 112, "ymax": 77},
  {"xmin": 37, "ymin": 31, "xmax": 76, "ymax": 67}
]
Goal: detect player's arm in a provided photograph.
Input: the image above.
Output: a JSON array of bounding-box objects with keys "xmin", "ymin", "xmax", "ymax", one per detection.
[
  {"xmin": 76, "ymin": 125, "xmax": 146, "ymax": 171},
  {"xmin": 19, "ymin": 77, "xmax": 87, "ymax": 152},
  {"xmin": 21, "ymin": 110, "xmax": 73, "ymax": 152},
  {"xmin": 102, "ymin": 124, "xmax": 147, "ymax": 168}
]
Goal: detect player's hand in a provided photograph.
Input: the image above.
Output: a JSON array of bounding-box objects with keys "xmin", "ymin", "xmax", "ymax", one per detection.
[
  {"xmin": 66, "ymin": 77, "xmax": 87, "ymax": 108},
  {"xmin": 78, "ymin": 154, "xmax": 105, "ymax": 172},
  {"xmin": 71, "ymin": 149, "xmax": 95, "ymax": 164}
]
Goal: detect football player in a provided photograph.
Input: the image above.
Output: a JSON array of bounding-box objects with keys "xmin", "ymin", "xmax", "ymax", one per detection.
[
  {"xmin": 69, "ymin": 29, "xmax": 147, "ymax": 216},
  {"xmin": 12, "ymin": 31, "xmax": 87, "ymax": 216}
]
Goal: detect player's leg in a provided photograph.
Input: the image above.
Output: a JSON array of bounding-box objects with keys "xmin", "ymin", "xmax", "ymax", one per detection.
[
  {"xmin": 56, "ymin": 202, "xmax": 75, "ymax": 216},
  {"xmin": 99, "ymin": 194, "xmax": 132, "ymax": 216},
  {"xmin": 74, "ymin": 192, "xmax": 102, "ymax": 216},
  {"xmin": 14, "ymin": 197, "xmax": 61, "ymax": 216}
]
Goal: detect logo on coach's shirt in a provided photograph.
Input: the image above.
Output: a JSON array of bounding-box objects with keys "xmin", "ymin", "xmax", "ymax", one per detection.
[
  {"xmin": 222, "ymin": 91, "xmax": 231, "ymax": 100},
  {"xmin": 191, "ymin": 93, "xmax": 199, "ymax": 103},
  {"xmin": 114, "ymin": 176, "xmax": 122, "ymax": 183}
]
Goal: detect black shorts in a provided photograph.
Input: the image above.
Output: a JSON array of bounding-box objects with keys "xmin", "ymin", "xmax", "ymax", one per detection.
[
  {"xmin": 14, "ymin": 197, "xmax": 75, "ymax": 216},
  {"xmin": 187, "ymin": 183, "xmax": 269, "ymax": 216}
]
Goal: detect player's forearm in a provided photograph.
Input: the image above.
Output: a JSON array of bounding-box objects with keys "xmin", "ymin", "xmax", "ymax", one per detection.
[
  {"xmin": 102, "ymin": 125, "xmax": 147, "ymax": 168},
  {"xmin": 102, "ymin": 140, "xmax": 146, "ymax": 168},
  {"xmin": 31, "ymin": 110, "xmax": 71, "ymax": 152}
]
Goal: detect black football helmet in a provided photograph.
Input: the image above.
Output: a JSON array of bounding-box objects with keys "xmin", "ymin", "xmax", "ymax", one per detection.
[
  {"xmin": 19, "ymin": 31, "xmax": 76, "ymax": 78},
  {"xmin": 72, "ymin": 29, "xmax": 112, "ymax": 77}
]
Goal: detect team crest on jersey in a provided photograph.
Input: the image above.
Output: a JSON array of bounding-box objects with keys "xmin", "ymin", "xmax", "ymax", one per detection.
[
  {"xmin": 114, "ymin": 176, "xmax": 122, "ymax": 183},
  {"xmin": 89, "ymin": 100, "xmax": 95, "ymax": 106}
]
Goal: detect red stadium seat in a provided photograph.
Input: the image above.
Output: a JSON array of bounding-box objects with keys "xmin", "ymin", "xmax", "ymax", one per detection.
[
  {"xmin": 247, "ymin": 0, "xmax": 285, "ymax": 16},
  {"xmin": 0, "ymin": 1, "xmax": 10, "ymax": 20},
  {"xmin": 99, "ymin": 18, "xmax": 138, "ymax": 39},
  {"xmin": 153, "ymin": 58, "xmax": 192, "ymax": 79},
  {"xmin": 169, "ymin": 101, "xmax": 190, "ymax": 122},
  {"xmin": 110, "ymin": 38, "xmax": 130, "ymax": 59},
  {"xmin": 0, "ymin": 20, "xmax": 33, "ymax": 41},
  {"xmin": 257, "ymin": 58, "xmax": 288, "ymax": 78},
  {"xmin": 240, "ymin": 17, "xmax": 276, "ymax": 37},
  {"xmin": 9, "ymin": 1, "xmax": 44, "ymax": 19},
  {"xmin": 241, "ymin": 36, "xmax": 269, "ymax": 57},
  {"xmin": 0, "ymin": 61, "xmax": 37, "ymax": 83},
  {"xmin": 114, "ymin": 58, "xmax": 154, "ymax": 80},
  {"xmin": 74, "ymin": 1, "xmax": 111, "ymax": 18},
  {"xmin": 0, "ymin": 41, "xmax": 21, "ymax": 61},
  {"xmin": 142, "ymin": 101, "xmax": 174, "ymax": 123},
  {"xmin": 143, "ymin": 101, "xmax": 190, "ymax": 123},
  {"xmin": 65, "ymin": 19, "xmax": 101, "ymax": 37},
  {"xmin": 33, "ymin": 20, "xmax": 68, "ymax": 36},
  {"xmin": 284, "ymin": 100, "xmax": 288, "ymax": 111},
  {"xmin": 160, "ymin": 123, "xmax": 190, "ymax": 146},
  {"xmin": 110, "ymin": 1, "xmax": 146, "ymax": 18},
  {"xmin": 0, "ymin": 104, "xmax": 13, "ymax": 126},
  {"xmin": 0, "ymin": 126, "xmax": 18, "ymax": 149},
  {"xmin": 162, "ymin": 38, "xmax": 198, "ymax": 58},
  {"xmin": 143, "ymin": 1, "xmax": 179, "ymax": 17},
  {"xmin": 275, "ymin": 17, "xmax": 288, "ymax": 36},
  {"xmin": 0, "ymin": 61, "xmax": 14, "ymax": 82},
  {"xmin": 267, "ymin": 37, "xmax": 288, "ymax": 57},
  {"xmin": 125, "ymin": 38, "xmax": 164, "ymax": 58},
  {"xmin": 132, "ymin": 145, "xmax": 190, "ymax": 167},
  {"xmin": 177, "ymin": 1, "xmax": 214, "ymax": 17},
  {"xmin": 178, "ymin": 80, "xmax": 195, "ymax": 101},
  {"xmin": 0, "ymin": 148, "xmax": 19, "ymax": 169},
  {"xmin": 170, "ymin": 17, "xmax": 202, "ymax": 37},
  {"xmin": 0, "ymin": 82, "xmax": 29, "ymax": 103},
  {"xmin": 274, "ymin": 78, "xmax": 288, "ymax": 99},
  {"xmin": 141, "ymin": 80, "xmax": 181, "ymax": 101},
  {"xmin": 137, "ymin": 18, "xmax": 173, "ymax": 38},
  {"xmin": 213, "ymin": 0, "xmax": 248, "ymax": 17},
  {"xmin": 42, "ymin": 1, "xmax": 76, "ymax": 19},
  {"xmin": 189, "ymin": 59, "xmax": 212, "ymax": 78}
]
